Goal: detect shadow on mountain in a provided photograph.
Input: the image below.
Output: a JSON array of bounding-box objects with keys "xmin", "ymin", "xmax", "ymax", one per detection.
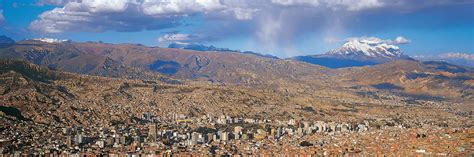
[
  {"xmin": 0, "ymin": 60, "xmax": 61, "ymax": 83},
  {"xmin": 0, "ymin": 35, "xmax": 15, "ymax": 48},
  {"xmin": 371, "ymin": 83, "xmax": 404, "ymax": 90},
  {"xmin": 400, "ymin": 93, "xmax": 445, "ymax": 101},
  {"xmin": 149, "ymin": 60, "xmax": 180, "ymax": 75},
  {"xmin": 423, "ymin": 61, "xmax": 470, "ymax": 73},
  {"xmin": 292, "ymin": 56, "xmax": 378, "ymax": 68},
  {"xmin": 0, "ymin": 106, "xmax": 30, "ymax": 121},
  {"xmin": 405, "ymin": 73, "xmax": 430, "ymax": 80}
]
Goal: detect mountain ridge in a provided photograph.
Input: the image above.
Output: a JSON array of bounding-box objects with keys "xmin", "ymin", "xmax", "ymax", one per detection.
[
  {"xmin": 292, "ymin": 38, "xmax": 413, "ymax": 68},
  {"xmin": 168, "ymin": 42, "xmax": 279, "ymax": 59},
  {"xmin": 414, "ymin": 53, "xmax": 474, "ymax": 68},
  {"xmin": 0, "ymin": 39, "xmax": 472, "ymax": 101}
]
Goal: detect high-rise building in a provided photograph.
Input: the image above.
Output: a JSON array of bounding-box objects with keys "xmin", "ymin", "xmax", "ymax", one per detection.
[
  {"xmin": 221, "ymin": 132, "xmax": 228, "ymax": 141},
  {"xmin": 66, "ymin": 136, "xmax": 72, "ymax": 148},
  {"xmin": 148, "ymin": 124, "xmax": 157, "ymax": 141},
  {"xmin": 191, "ymin": 132, "xmax": 199, "ymax": 145},
  {"xmin": 143, "ymin": 112, "xmax": 152, "ymax": 121},
  {"xmin": 234, "ymin": 126, "xmax": 243, "ymax": 135},
  {"xmin": 75, "ymin": 134, "xmax": 83, "ymax": 144}
]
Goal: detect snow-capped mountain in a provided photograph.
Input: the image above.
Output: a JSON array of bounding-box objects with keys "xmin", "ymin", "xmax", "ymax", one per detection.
[
  {"xmin": 324, "ymin": 38, "xmax": 409, "ymax": 62},
  {"xmin": 328, "ymin": 39, "xmax": 402, "ymax": 58},
  {"xmin": 292, "ymin": 38, "xmax": 412, "ymax": 68},
  {"xmin": 31, "ymin": 38, "xmax": 69, "ymax": 43}
]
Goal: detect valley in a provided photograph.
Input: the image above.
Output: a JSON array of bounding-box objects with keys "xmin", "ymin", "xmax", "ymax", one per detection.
[{"xmin": 0, "ymin": 40, "xmax": 472, "ymax": 155}]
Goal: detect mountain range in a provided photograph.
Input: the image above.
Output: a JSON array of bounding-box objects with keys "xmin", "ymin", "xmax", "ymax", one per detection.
[
  {"xmin": 0, "ymin": 35, "xmax": 15, "ymax": 48},
  {"xmin": 414, "ymin": 53, "xmax": 474, "ymax": 68},
  {"xmin": 292, "ymin": 38, "xmax": 413, "ymax": 68},
  {"xmin": 0, "ymin": 38, "xmax": 472, "ymax": 98},
  {"xmin": 168, "ymin": 42, "xmax": 279, "ymax": 59},
  {"xmin": 0, "ymin": 37, "xmax": 473, "ymax": 127}
]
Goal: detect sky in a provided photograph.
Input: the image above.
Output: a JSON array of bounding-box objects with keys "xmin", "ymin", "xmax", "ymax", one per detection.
[{"xmin": 0, "ymin": 0, "xmax": 473, "ymax": 58}]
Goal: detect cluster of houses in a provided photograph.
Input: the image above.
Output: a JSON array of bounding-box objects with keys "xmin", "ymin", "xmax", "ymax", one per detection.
[
  {"xmin": 2, "ymin": 113, "xmax": 374, "ymax": 155},
  {"xmin": 142, "ymin": 114, "xmax": 372, "ymax": 148}
]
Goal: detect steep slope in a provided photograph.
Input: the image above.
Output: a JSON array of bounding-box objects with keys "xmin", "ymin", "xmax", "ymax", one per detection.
[
  {"xmin": 0, "ymin": 60, "xmax": 78, "ymax": 123},
  {"xmin": 292, "ymin": 38, "xmax": 412, "ymax": 68},
  {"xmin": 0, "ymin": 40, "xmax": 176, "ymax": 82}
]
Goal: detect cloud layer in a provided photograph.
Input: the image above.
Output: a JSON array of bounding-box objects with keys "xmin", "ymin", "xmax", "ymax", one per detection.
[
  {"xmin": 28, "ymin": 0, "xmax": 473, "ymax": 57},
  {"xmin": 157, "ymin": 33, "xmax": 202, "ymax": 43},
  {"xmin": 438, "ymin": 53, "xmax": 474, "ymax": 60},
  {"xmin": 394, "ymin": 36, "xmax": 410, "ymax": 45},
  {"xmin": 347, "ymin": 36, "xmax": 411, "ymax": 45},
  {"xmin": 413, "ymin": 52, "xmax": 474, "ymax": 68},
  {"xmin": 30, "ymin": 0, "xmax": 393, "ymax": 34}
]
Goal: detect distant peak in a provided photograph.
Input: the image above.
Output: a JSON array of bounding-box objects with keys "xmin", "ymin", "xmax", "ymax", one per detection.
[
  {"xmin": 168, "ymin": 42, "xmax": 231, "ymax": 52},
  {"xmin": 168, "ymin": 42, "xmax": 279, "ymax": 59},
  {"xmin": 328, "ymin": 38, "xmax": 402, "ymax": 58},
  {"xmin": 172, "ymin": 41, "xmax": 191, "ymax": 46},
  {"xmin": 0, "ymin": 35, "xmax": 15, "ymax": 44}
]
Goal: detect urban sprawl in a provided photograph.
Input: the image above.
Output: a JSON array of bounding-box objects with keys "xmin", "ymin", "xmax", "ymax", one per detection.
[{"xmin": 1, "ymin": 113, "xmax": 472, "ymax": 156}]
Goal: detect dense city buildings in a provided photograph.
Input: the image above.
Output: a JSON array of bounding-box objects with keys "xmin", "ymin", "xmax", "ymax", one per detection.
[{"xmin": 1, "ymin": 113, "xmax": 471, "ymax": 156}]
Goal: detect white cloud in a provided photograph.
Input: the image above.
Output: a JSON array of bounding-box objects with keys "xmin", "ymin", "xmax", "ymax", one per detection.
[
  {"xmin": 158, "ymin": 33, "xmax": 199, "ymax": 43},
  {"xmin": 30, "ymin": 0, "xmax": 422, "ymax": 58},
  {"xmin": 329, "ymin": 0, "xmax": 384, "ymax": 11},
  {"xmin": 30, "ymin": 0, "xmax": 229, "ymax": 33},
  {"xmin": 37, "ymin": 0, "xmax": 75, "ymax": 6},
  {"xmin": 29, "ymin": 0, "xmax": 185, "ymax": 33},
  {"xmin": 256, "ymin": 14, "xmax": 284, "ymax": 53},
  {"xmin": 413, "ymin": 52, "xmax": 474, "ymax": 68},
  {"xmin": 82, "ymin": 0, "xmax": 131, "ymax": 13},
  {"xmin": 271, "ymin": 0, "xmax": 320, "ymax": 7},
  {"xmin": 231, "ymin": 8, "xmax": 258, "ymax": 20},
  {"xmin": 30, "ymin": 0, "xmax": 390, "ymax": 34},
  {"xmin": 271, "ymin": 0, "xmax": 384, "ymax": 11},
  {"xmin": 142, "ymin": 0, "xmax": 225, "ymax": 16},
  {"xmin": 394, "ymin": 36, "xmax": 410, "ymax": 45},
  {"xmin": 347, "ymin": 36, "xmax": 411, "ymax": 45},
  {"xmin": 439, "ymin": 53, "xmax": 474, "ymax": 60}
]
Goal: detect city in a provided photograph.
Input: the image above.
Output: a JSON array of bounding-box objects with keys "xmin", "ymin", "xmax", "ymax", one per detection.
[
  {"xmin": 1, "ymin": 0, "xmax": 473, "ymax": 156},
  {"xmin": 1, "ymin": 112, "xmax": 471, "ymax": 156}
]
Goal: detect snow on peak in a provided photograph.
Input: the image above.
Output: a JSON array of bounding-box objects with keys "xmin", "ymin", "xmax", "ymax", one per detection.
[
  {"xmin": 32, "ymin": 38, "xmax": 69, "ymax": 43},
  {"xmin": 329, "ymin": 37, "xmax": 402, "ymax": 58}
]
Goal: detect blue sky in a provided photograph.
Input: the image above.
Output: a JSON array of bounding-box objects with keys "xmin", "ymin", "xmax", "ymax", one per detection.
[{"xmin": 0, "ymin": 0, "xmax": 473, "ymax": 58}]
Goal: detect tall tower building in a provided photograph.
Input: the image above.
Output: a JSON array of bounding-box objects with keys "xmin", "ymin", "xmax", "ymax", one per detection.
[{"xmin": 148, "ymin": 124, "xmax": 158, "ymax": 141}]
